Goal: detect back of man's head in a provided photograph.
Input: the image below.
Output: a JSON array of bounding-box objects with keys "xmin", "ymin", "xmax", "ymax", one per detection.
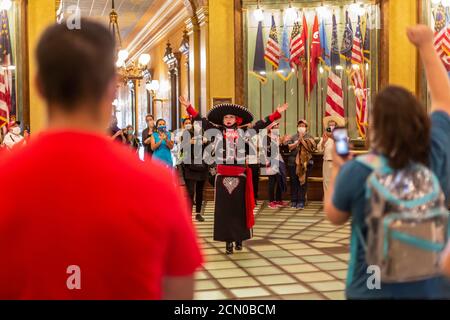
[{"xmin": 36, "ymin": 19, "xmax": 116, "ymax": 116}]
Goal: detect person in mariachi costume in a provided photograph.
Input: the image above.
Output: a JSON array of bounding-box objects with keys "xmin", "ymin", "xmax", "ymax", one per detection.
[{"xmin": 179, "ymin": 96, "xmax": 288, "ymax": 254}]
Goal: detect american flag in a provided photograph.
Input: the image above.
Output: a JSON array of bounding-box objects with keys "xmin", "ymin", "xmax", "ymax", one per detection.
[
  {"xmin": 325, "ymin": 13, "xmax": 345, "ymax": 121},
  {"xmin": 0, "ymin": 10, "xmax": 11, "ymax": 130},
  {"xmin": 289, "ymin": 20, "xmax": 302, "ymax": 69},
  {"xmin": 350, "ymin": 16, "xmax": 367, "ymax": 138},
  {"xmin": 325, "ymin": 70, "xmax": 345, "ymax": 119},
  {"xmin": 434, "ymin": 26, "xmax": 450, "ymax": 72},
  {"xmin": 264, "ymin": 16, "xmax": 281, "ymax": 69}
]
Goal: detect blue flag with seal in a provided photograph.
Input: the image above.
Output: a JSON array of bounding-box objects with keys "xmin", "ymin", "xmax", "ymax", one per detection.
[
  {"xmin": 340, "ymin": 10, "xmax": 353, "ymax": 69},
  {"xmin": 330, "ymin": 13, "xmax": 341, "ymax": 68},
  {"xmin": 277, "ymin": 22, "xmax": 293, "ymax": 81},
  {"xmin": 250, "ymin": 21, "xmax": 268, "ymax": 84}
]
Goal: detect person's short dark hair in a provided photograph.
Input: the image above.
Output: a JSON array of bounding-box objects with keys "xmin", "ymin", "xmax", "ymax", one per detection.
[
  {"xmin": 145, "ymin": 114, "xmax": 154, "ymax": 121},
  {"xmin": 372, "ymin": 86, "xmax": 430, "ymax": 170},
  {"xmin": 36, "ymin": 19, "xmax": 116, "ymax": 114}
]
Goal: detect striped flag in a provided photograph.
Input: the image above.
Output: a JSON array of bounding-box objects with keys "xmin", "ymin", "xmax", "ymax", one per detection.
[
  {"xmin": 350, "ymin": 16, "xmax": 367, "ymax": 138},
  {"xmin": 434, "ymin": 26, "xmax": 450, "ymax": 72},
  {"xmin": 289, "ymin": 20, "xmax": 302, "ymax": 69},
  {"xmin": 0, "ymin": 10, "xmax": 12, "ymax": 130},
  {"xmin": 325, "ymin": 13, "xmax": 344, "ymax": 121},
  {"xmin": 264, "ymin": 16, "xmax": 281, "ymax": 69},
  {"xmin": 325, "ymin": 71, "xmax": 344, "ymax": 119},
  {"xmin": 0, "ymin": 68, "xmax": 10, "ymax": 130},
  {"xmin": 251, "ymin": 21, "xmax": 268, "ymax": 83}
]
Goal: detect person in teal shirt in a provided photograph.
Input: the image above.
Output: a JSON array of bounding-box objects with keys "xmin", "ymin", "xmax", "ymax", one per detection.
[
  {"xmin": 150, "ymin": 119, "xmax": 174, "ymax": 168},
  {"xmin": 325, "ymin": 25, "xmax": 450, "ymax": 299}
]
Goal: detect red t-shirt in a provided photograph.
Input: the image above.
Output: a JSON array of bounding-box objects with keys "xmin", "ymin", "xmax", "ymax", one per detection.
[{"xmin": 0, "ymin": 130, "xmax": 203, "ymax": 299}]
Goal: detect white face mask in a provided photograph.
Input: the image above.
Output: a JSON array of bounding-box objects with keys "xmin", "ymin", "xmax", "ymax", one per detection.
[
  {"xmin": 184, "ymin": 124, "xmax": 192, "ymax": 130},
  {"xmin": 298, "ymin": 127, "xmax": 306, "ymax": 134},
  {"xmin": 11, "ymin": 127, "xmax": 21, "ymax": 135},
  {"xmin": 329, "ymin": 126, "xmax": 336, "ymax": 132}
]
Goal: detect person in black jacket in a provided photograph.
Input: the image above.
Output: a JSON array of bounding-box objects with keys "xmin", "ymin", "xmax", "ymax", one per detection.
[
  {"xmin": 180, "ymin": 118, "xmax": 209, "ymax": 222},
  {"xmin": 142, "ymin": 114, "xmax": 155, "ymax": 159}
]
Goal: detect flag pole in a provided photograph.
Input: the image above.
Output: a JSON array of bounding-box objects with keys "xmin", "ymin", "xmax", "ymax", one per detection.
[
  {"xmin": 272, "ymin": 66, "xmax": 275, "ymax": 113},
  {"xmin": 307, "ymin": 11, "xmax": 311, "ymax": 131}
]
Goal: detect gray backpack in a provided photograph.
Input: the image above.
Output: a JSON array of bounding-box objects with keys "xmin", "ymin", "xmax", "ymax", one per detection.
[{"xmin": 356, "ymin": 154, "xmax": 449, "ymax": 283}]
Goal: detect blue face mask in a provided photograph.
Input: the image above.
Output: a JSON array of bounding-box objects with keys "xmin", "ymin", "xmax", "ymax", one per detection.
[{"xmin": 158, "ymin": 126, "xmax": 166, "ymax": 132}]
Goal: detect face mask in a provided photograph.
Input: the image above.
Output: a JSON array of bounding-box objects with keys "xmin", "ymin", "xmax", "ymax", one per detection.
[
  {"xmin": 184, "ymin": 124, "xmax": 192, "ymax": 130},
  {"xmin": 127, "ymin": 130, "xmax": 133, "ymax": 135},
  {"xmin": 158, "ymin": 126, "xmax": 166, "ymax": 132},
  {"xmin": 298, "ymin": 127, "xmax": 306, "ymax": 134},
  {"xmin": 329, "ymin": 126, "xmax": 336, "ymax": 132},
  {"xmin": 11, "ymin": 127, "xmax": 21, "ymax": 135}
]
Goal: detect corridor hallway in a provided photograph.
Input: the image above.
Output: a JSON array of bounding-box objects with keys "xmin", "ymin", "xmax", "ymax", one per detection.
[{"xmin": 192, "ymin": 201, "xmax": 351, "ymax": 300}]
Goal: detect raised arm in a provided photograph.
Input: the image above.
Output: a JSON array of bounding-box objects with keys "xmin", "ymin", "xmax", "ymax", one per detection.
[
  {"xmin": 179, "ymin": 96, "xmax": 215, "ymax": 130},
  {"xmin": 407, "ymin": 25, "xmax": 450, "ymax": 115},
  {"xmin": 253, "ymin": 103, "xmax": 288, "ymax": 131}
]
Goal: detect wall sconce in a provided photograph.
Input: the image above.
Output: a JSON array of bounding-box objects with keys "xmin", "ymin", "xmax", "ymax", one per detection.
[
  {"xmin": 146, "ymin": 80, "xmax": 160, "ymax": 98},
  {"xmin": 163, "ymin": 42, "xmax": 177, "ymax": 66},
  {"xmin": 179, "ymin": 30, "xmax": 190, "ymax": 56},
  {"xmin": 253, "ymin": 0, "xmax": 264, "ymax": 22}
]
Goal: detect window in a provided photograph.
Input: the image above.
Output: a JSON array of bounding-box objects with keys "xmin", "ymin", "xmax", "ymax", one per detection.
[
  {"xmin": 243, "ymin": 0, "xmax": 381, "ymax": 140},
  {"xmin": 0, "ymin": 0, "xmax": 26, "ymax": 130},
  {"xmin": 419, "ymin": 0, "xmax": 450, "ymax": 111}
]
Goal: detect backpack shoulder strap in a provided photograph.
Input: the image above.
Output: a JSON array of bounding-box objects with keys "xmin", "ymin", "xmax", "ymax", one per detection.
[{"xmin": 355, "ymin": 153, "xmax": 392, "ymax": 175}]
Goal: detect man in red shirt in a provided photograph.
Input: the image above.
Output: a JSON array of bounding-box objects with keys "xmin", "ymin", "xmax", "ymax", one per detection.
[{"xmin": 0, "ymin": 20, "xmax": 203, "ymax": 299}]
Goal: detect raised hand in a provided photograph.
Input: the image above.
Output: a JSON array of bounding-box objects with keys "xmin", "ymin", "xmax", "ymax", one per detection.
[
  {"xmin": 406, "ymin": 25, "xmax": 434, "ymax": 49},
  {"xmin": 276, "ymin": 103, "xmax": 288, "ymax": 114},
  {"xmin": 179, "ymin": 96, "xmax": 191, "ymax": 109}
]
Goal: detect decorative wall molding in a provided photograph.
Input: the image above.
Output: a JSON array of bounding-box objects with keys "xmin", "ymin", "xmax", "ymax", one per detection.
[
  {"xmin": 126, "ymin": 0, "xmax": 189, "ymax": 62},
  {"xmin": 196, "ymin": 6, "xmax": 209, "ymax": 26}
]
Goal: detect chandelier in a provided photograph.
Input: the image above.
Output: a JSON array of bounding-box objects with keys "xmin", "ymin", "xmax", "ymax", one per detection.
[{"xmin": 109, "ymin": 0, "xmax": 150, "ymax": 83}]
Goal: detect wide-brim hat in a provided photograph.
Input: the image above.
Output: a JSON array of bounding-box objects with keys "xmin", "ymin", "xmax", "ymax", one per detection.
[
  {"xmin": 323, "ymin": 115, "xmax": 345, "ymax": 128},
  {"xmin": 207, "ymin": 103, "xmax": 254, "ymax": 126}
]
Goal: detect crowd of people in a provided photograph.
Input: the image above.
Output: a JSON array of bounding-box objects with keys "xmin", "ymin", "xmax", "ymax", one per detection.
[{"xmin": 0, "ymin": 19, "xmax": 449, "ymax": 300}]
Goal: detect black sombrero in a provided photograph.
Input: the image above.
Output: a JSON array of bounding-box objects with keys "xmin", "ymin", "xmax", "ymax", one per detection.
[{"xmin": 207, "ymin": 103, "xmax": 254, "ymax": 126}]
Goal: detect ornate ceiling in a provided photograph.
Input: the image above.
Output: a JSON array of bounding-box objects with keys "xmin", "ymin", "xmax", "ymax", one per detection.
[{"xmin": 61, "ymin": 0, "xmax": 157, "ymax": 39}]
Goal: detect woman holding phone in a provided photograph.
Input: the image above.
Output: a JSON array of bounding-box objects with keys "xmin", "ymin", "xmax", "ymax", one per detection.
[{"xmin": 150, "ymin": 119, "xmax": 174, "ymax": 168}]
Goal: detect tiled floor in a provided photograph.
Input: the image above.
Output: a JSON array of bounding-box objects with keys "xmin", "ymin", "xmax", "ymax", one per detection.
[{"xmin": 192, "ymin": 201, "xmax": 351, "ymax": 300}]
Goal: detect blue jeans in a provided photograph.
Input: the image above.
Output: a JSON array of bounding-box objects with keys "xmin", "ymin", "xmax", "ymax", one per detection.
[{"xmin": 288, "ymin": 161, "xmax": 313, "ymax": 203}]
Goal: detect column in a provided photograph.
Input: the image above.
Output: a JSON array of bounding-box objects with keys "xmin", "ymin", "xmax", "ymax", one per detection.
[
  {"xmin": 388, "ymin": 0, "xmax": 418, "ymax": 93},
  {"xmin": 27, "ymin": 0, "xmax": 56, "ymax": 133}
]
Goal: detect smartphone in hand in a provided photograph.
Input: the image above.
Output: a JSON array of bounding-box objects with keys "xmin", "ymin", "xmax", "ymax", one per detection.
[{"xmin": 333, "ymin": 128, "xmax": 350, "ymax": 157}]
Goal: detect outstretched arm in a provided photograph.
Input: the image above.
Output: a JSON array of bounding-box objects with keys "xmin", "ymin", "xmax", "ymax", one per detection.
[
  {"xmin": 253, "ymin": 103, "xmax": 288, "ymax": 131},
  {"xmin": 407, "ymin": 25, "xmax": 450, "ymax": 115},
  {"xmin": 179, "ymin": 96, "xmax": 215, "ymax": 130}
]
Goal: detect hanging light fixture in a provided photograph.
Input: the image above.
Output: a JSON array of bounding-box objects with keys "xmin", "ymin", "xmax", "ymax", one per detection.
[
  {"xmin": 285, "ymin": 0, "xmax": 297, "ymax": 22},
  {"xmin": 109, "ymin": 0, "xmax": 151, "ymax": 82},
  {"xmin": 349, "ymin": 0, "xmax": 365, "ymax": 16},
  {"xmin": 253, "ymin": 0, "xmax": 264, "ymax": 22},
  {"xmin": 0, "ymin": 0, "xmax": 12, "ymax": 11}
]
